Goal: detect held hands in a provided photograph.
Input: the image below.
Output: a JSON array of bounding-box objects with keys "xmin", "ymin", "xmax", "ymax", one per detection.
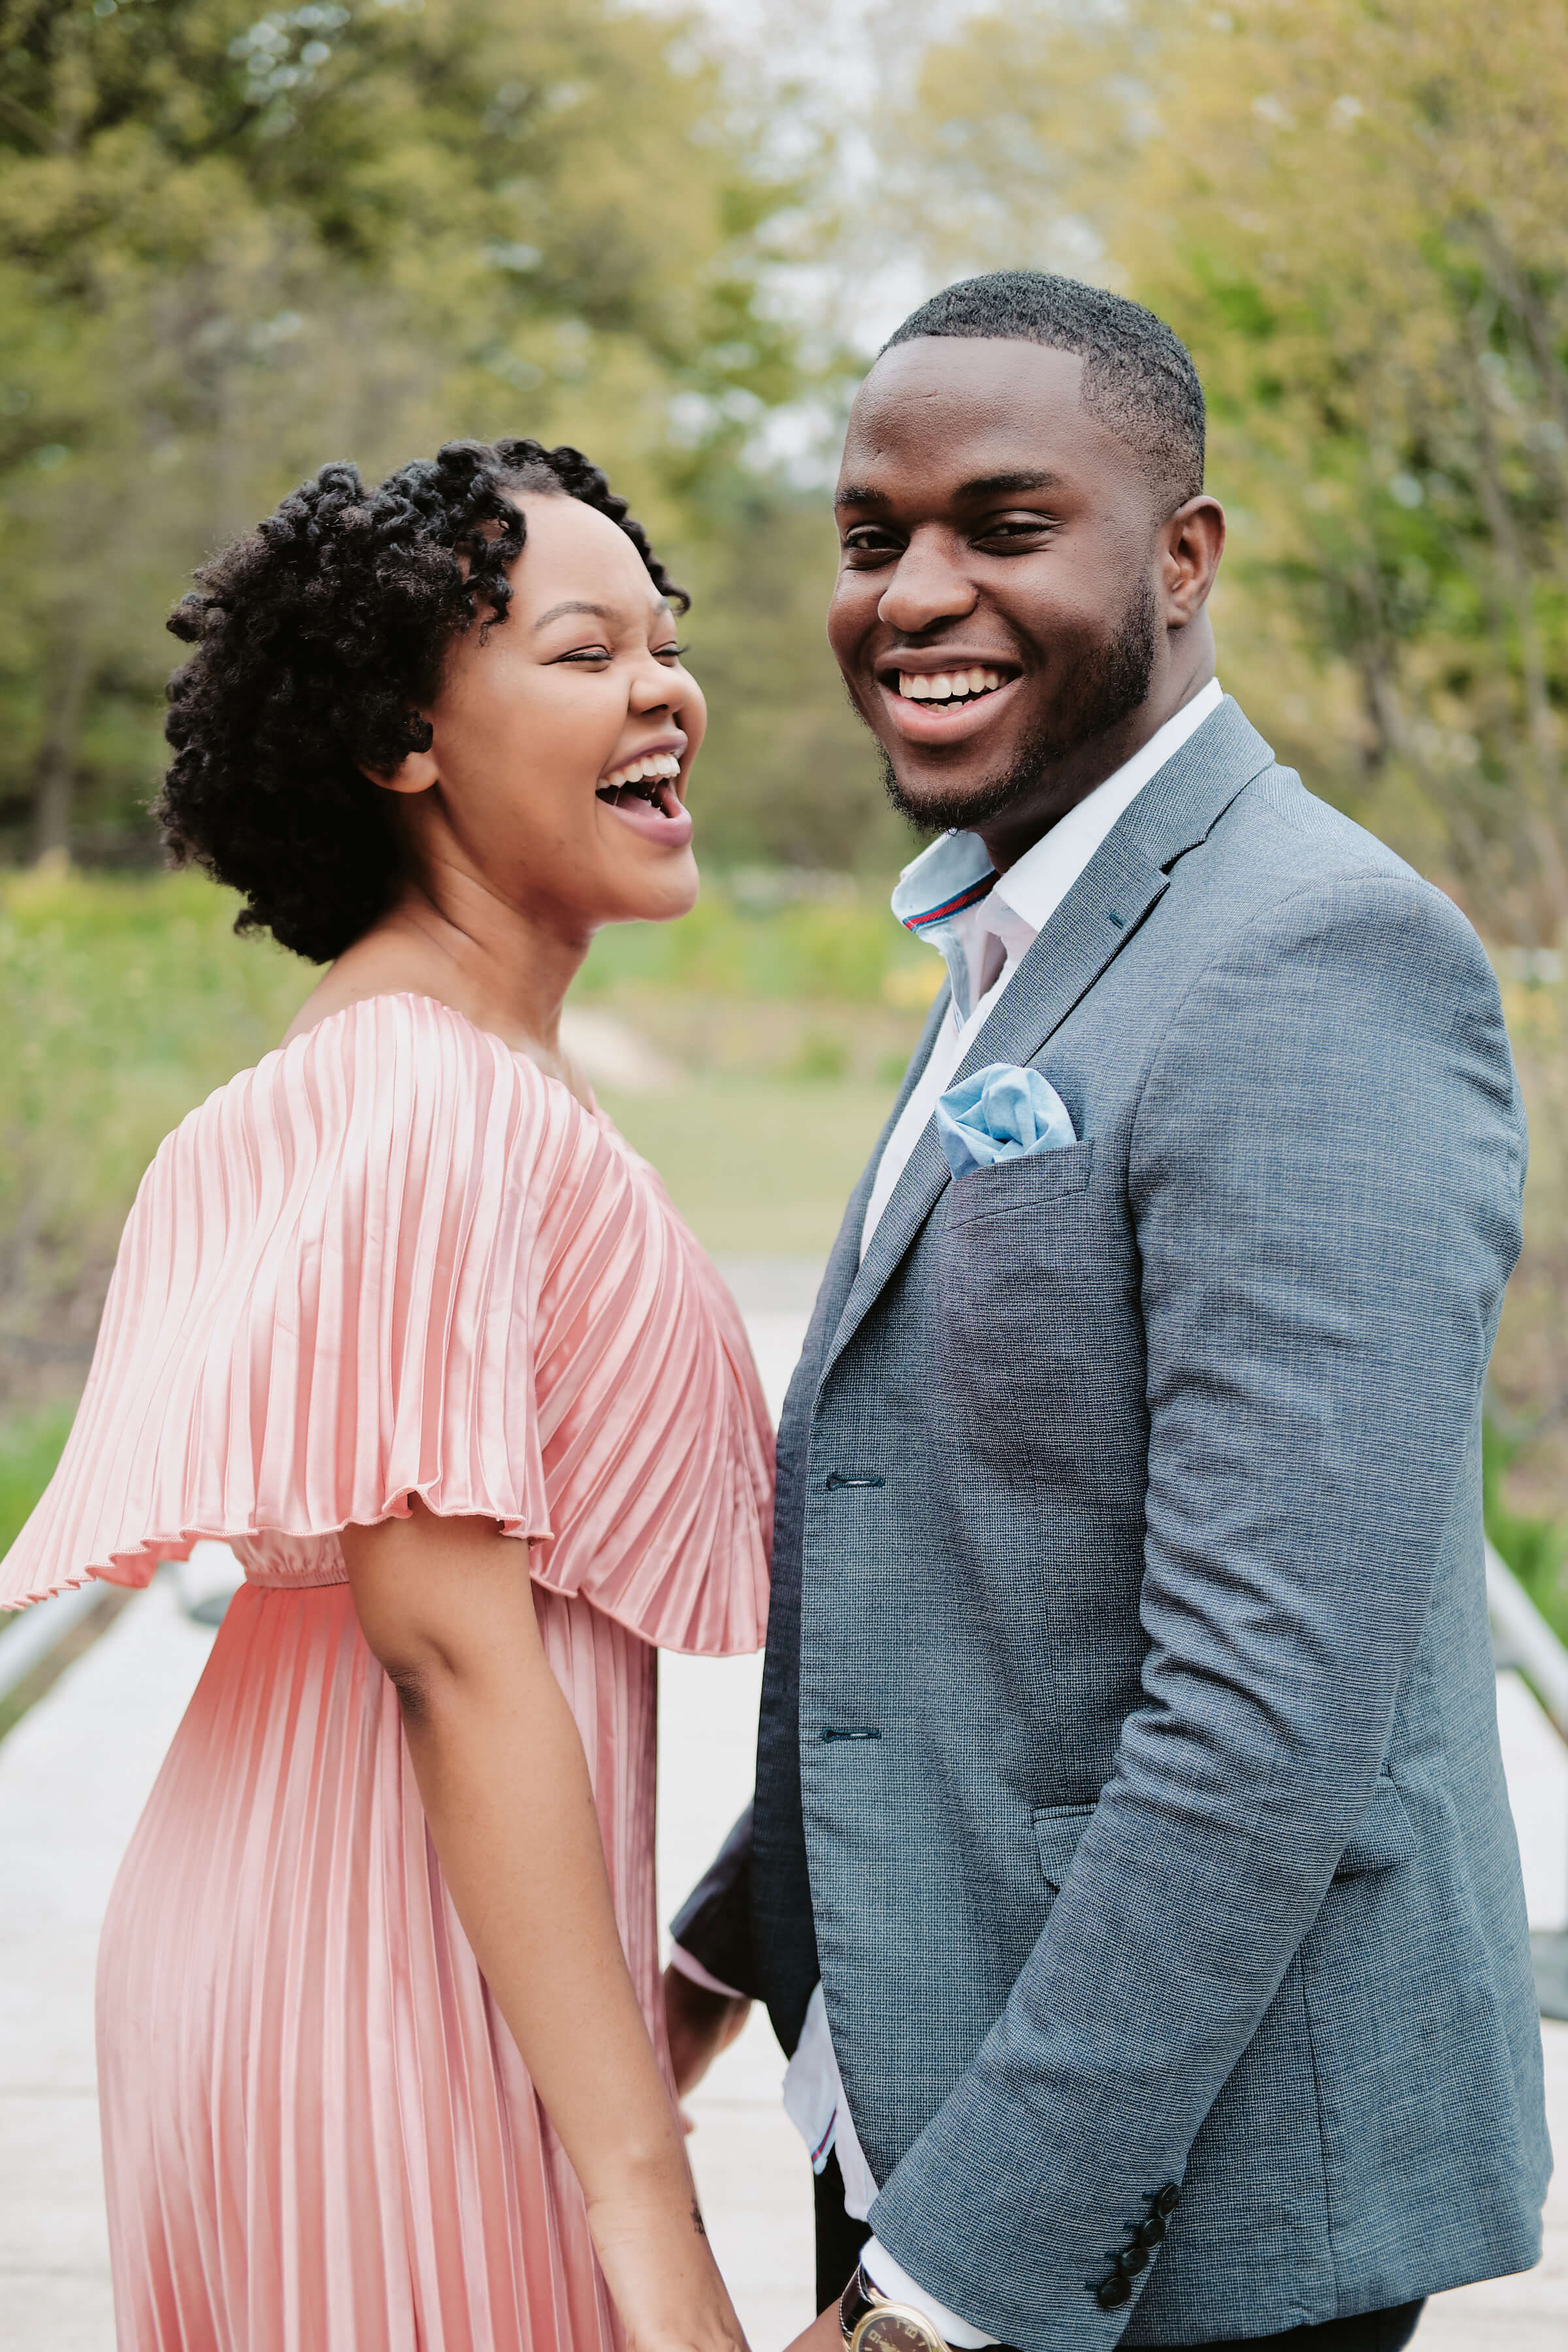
[
  {"xmin": 662, "ymin": 1961, "xmax": 751, "ymax": 2099},
  {"xmin": 585, "ymin": 1970, "xmax": 750, "ymax": 2352},
  {"xmin": 783, "ymin": 2302, "xmax": 847, "ymax": 2352},
  {"xmin": 587, "ymin": 2174, "xmax": 752, "ymax": 2352}
]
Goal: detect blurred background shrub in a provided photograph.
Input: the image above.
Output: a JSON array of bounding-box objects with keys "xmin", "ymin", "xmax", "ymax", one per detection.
[{"xmin": 1, "ymin": 0, "xmax": 1565, "ymax": 1633}]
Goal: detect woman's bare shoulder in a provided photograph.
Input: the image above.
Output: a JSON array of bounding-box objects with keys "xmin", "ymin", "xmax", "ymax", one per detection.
[{"xmin": 281, "ymin": 928, "xmax": 448, "ymax": 1046}]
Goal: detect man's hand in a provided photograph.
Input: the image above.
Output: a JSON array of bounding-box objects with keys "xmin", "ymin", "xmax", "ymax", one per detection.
[
  {"xmin": 662, "ymin": 1961, "xmax": 750, "ymax": 2099},
  {"xmin": 783, "ymin": 2304, "xmax": 845, "ymax": 2352}
]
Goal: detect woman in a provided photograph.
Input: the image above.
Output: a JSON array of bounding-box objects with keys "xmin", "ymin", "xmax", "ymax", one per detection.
[{"xmin": 0, "ymin": 439, "xmax": 772, "ymax": 2351}]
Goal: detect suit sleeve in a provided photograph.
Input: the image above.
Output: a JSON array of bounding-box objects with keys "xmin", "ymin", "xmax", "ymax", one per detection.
[
  {"xmin": 866, "ymin": 874, "xmax": 1526, "ymax": 2343},
  {"xmin": 670, "ymin": 1804, "xmax": 762, "ymax": 2001}
]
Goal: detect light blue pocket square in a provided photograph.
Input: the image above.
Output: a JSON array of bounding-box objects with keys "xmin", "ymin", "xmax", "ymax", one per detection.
[{"xmin": 936, "ymin": 1063, "xmax": 1077, "ymax": 1181}]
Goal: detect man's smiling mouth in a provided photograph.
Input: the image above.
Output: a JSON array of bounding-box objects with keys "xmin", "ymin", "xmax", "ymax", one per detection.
[
  {"xmin": 896, "ymin": 666, "xmax": 1007, "ymax": 707},
  {"xmin": 877, "ymin": 662, "xmax": 1021, "ymax": 744}
]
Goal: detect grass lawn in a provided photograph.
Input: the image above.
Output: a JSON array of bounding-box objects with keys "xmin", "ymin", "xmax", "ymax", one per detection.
[
  {"xmin": 600, "ymin": 1078, "xmax": 894, "ymax": 1258},
  {"xmin": 3, "ymin": 866, "xmax": 1565, "ymax": 1652}
]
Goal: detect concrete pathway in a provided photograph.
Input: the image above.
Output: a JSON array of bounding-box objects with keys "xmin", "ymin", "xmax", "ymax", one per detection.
[
  {"xmin": 0, "ymin": 1272, "xmax": 1563, "ymax": 2348},
  {"xmin": 0, "ymin": 1572, "xmax": 216, "ymax": 2349}
]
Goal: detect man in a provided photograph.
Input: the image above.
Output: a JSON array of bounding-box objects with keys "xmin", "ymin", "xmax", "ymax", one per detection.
[{"xmin": 666, "ymin": 272, "xmax": 1548, "ymax": 2352}]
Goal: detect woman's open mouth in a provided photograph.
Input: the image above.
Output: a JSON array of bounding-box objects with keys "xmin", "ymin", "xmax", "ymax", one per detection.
[
  {"xmin": 595, "ymin": 749, "xmax": 693, "ymax": 845},
  {"xmin": 596, "ymin": 750, "xmax": 685, "ymax": 821}
]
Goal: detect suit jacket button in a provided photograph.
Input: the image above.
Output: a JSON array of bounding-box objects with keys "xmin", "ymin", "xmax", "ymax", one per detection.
[
  {"xmin": 1096, "ymin": 2275, "xmax": 1132, "ymax": 2310},
  {"xmin": 1119, "ymin": 2244, "xmax": 1149, "ymax": 2274},
  {"xmin": 1152, "ymin": 2183, "xmax": 1181, "ymax": 2218},
  {"xmin": 1134, "ymin": 2217, "xmax": 1166, "ymax": 2248}
]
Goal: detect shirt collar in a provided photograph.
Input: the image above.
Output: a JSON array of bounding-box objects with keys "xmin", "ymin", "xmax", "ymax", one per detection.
[
  {"xmin": 890, "ymin": 676, "xmax": 1225, "ymax": 953},
  {"xmin": 889, "ymin": 829, "xmax": 996, "ymax": 936},
  {"xmin": 994, "ymin": 677, "xmax": 1224, "ymax": 933}
]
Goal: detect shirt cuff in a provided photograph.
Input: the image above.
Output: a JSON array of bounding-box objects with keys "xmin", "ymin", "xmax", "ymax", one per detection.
[
  {"xmin": 860, "ymin": 2240, "xmax": 998, "ymax": 2348},
  {"xmin": 668, "ymin": 1942, "xmax": 745, "ymax": 2002}
]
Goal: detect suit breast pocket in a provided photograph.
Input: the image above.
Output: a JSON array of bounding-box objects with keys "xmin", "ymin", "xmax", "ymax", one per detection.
[
  {"xmin": 944, "ymin": 1139, "xmax": 1096, "ymax": 1228},
  {"xmin": 932, "ymin": 1135, "xmax": 1143, "ymax": 1460}
]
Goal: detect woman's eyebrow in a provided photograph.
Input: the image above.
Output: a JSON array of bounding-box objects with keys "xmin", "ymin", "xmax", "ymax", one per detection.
[
  {"xmin": 531, "ymin": 599, "xmax": 615, "ymax": 632},
  {"xmin": 531, "ymin": 596, "xmax": 674, "ymax": 634}
]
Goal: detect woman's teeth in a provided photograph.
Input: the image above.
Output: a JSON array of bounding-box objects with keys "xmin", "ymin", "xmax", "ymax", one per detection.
[
  {"xmin": 597, "ymin": 751, "xmax": 682, "ymax": 809},
  {"xmin": 596, "ymin": 750, "xmax": 684, "ymax": 816},
  {"xmin": 898, "ymin": 668, "xmax": 1005, "ymax": 704}
]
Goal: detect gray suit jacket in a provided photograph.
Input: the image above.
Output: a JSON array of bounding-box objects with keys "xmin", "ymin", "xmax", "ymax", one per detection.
[{"xmin": 678, "ymin": 698, "xmax": 1549, "ymax": 2346}]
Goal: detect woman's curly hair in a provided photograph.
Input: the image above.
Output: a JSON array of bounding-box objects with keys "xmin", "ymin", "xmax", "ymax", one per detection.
[{"xmin": 157, "ymin": 438, "xmax": 687, "ymax": 964}]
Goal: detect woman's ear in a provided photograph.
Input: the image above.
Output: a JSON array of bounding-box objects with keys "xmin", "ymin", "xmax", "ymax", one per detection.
[{"xmin": 359, "ymin": 728, "xmax": 440, "ymax": 797}]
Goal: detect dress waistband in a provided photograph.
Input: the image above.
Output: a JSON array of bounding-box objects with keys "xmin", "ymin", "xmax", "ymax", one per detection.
[{"xmin": 243, "ymin": 1570, "xmax": 351, "ymax": 1592}]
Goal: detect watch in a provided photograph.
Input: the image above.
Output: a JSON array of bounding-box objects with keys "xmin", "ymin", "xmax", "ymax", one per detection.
[{"xmin": 838, "ymin": 2264, "xmax": 1021, "ymax": 2352}]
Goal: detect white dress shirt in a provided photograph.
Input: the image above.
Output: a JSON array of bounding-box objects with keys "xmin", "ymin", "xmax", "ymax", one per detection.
[
  {"xmin": 859, "ymin": 678, "xmax": 1224, "ymax": 1258},
  {"xmin": 681, "ymin": 681, "xmax": 1226, "ymax": 2344}
]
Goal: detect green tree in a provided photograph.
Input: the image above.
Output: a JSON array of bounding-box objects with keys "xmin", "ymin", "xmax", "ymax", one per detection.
[
  {"xmin": 874, "ymin": 0, "xmax": 1568, "ymax": 943},
  {"xmin": 673, "ymin": 480, "xmax": 899, "ymax": 873},
  {"xmin": 0, "ymin": 0, "xmax": 804, "ymax": 858}
]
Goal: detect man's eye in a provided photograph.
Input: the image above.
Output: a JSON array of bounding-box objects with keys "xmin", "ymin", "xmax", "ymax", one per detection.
[{"xmin": 841, "ymin": 531, "xmax": 900, "ymax": 557}]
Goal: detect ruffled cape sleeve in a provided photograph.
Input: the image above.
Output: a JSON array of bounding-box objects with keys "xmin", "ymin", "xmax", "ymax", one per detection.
[
  {"xmin": 2, "ymin": 993, "xmax": 773, "ymax": 1661},
  {"xmin": 0, "ymin": 996, "xmax": 554, "ymax": 1609},
  {"xmin": 524, "ymin": 1136, "xmax": 773, "ymax": 1657}
]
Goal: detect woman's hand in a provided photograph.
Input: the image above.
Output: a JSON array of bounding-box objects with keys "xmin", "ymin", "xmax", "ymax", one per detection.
[
  {"xmin": 589, "ymin": 2182, "xmax": 749, "ymax": 2352},
  {"xmin": 781, "ymin": 2306, "xmax": 847, "ymax": 2352},
  {"xmin": 342, "ymin": 1503, "xmax": 751, "ymax": 2352}
]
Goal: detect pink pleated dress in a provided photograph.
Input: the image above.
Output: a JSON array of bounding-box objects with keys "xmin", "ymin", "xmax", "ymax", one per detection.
[{"xmin": 0, "ymin": 993, "xmax": 774, "ymax": 2352}]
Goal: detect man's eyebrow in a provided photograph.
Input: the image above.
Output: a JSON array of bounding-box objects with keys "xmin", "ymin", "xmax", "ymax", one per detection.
[
  {"xmin": 531, "ymin": 596, "xmax": 672, "ymax": 633},
  {"xmin": 834, "ymin": 470, "xmax": 1064, "ymax": 510},
  {"xmin": 955, "ymin": 470, "xmax": 1063, "ymax": 498}
]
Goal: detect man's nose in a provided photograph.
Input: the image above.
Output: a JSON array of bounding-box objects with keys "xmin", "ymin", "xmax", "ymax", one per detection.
[{"xmin": 877, "ymin": 531, "xmax": 977, "ymax": 635}]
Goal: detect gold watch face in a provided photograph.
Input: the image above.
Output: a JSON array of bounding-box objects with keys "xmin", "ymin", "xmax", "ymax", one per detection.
[{"xmin": 851, "ymin": 2304, "xmax": 948, "ymax": 2352}]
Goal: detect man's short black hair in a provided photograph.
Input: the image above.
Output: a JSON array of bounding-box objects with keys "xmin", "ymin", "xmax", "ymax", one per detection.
[{"xmin": 883, "ymin": 270, "xmax": 1205, "ymax": 510}]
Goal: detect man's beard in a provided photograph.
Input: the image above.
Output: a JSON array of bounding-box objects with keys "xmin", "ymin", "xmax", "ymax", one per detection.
[{"xmin": 879, "ymin": 578, "xmax": 1160, "ymax": 836}]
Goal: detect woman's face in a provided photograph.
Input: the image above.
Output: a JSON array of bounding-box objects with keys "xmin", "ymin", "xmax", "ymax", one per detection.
[{"xmin": 389, "ymin": 491, "xmax": 705, "ymax": 932}]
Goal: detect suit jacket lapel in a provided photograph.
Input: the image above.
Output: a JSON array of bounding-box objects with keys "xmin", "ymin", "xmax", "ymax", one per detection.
[
  {"xmin": 796, "ymin": 977, "xmax": 954, "ymax": 1403},
  {"xmin": 818, "ymin": 698, "xmax": 1276, "ymax": 1388}
]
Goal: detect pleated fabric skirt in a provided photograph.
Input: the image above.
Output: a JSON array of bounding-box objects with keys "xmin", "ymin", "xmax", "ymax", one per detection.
[{"xmin": 96, "ymin": 1577, "xmax": 662, "ymax": 2352}]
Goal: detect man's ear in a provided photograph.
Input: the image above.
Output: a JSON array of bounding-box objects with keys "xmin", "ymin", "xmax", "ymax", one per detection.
[{"xmin": 1161, "ymin": 495, "xmax": 1226, "ymax": 626}]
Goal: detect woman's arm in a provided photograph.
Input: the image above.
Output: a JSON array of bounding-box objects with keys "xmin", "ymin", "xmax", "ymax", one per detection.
[{"xmin": 342, "ymin": 1501, "xmax": 747, "ymax": 2352}]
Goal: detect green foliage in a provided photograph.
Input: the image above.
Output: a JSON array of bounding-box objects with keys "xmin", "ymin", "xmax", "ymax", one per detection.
[
  {"xmin": 668, "ymin": 487, "xmax": 902, "ymax": 872},
  {"xmin": 1484, "ymin": 1414, "xmax": 1568, "ymax": 1642},
  {"xmin": 879, "ymin": 0, "xmax": 1568, "ymax": 945},
  {"xmin": 0, "ymin": 1401, "xmax": 74, "ymax": 1567},
  {"xmin": 578, "ymin": 881, "xmax": 930, "ymax": 1002},
  {"xmin": 0, "ymin": 0, "xmax": 839, "ymax": 862},
  {"xmin": 0, "ymin": 865, "xmax": 313, "ymax": 1399}
]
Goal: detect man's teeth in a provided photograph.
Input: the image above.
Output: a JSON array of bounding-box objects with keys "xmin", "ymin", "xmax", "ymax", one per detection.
[
  {"xmin": 600, "ymin": 751, "xmax": 682, "ymax": 792},
  {"xmin": 897, "ymin": 668, "xmax": 1005, "ymax": 704}
]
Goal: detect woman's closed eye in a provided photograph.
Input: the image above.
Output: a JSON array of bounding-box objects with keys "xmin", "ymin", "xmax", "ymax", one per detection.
[{"xmin": 551, "ymin": 642, "xmax": 688, "ymax": 668}]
